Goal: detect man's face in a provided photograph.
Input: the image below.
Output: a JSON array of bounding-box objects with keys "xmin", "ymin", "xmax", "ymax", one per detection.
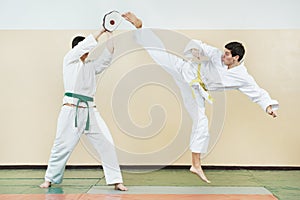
[{"xmin": 222, "ymin": 48, "xmax": 238, "ymax": 66}]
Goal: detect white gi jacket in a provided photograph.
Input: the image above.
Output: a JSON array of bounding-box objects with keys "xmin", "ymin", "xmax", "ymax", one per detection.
[
  {"xmin": 184, "ymin": 39, "xmax": 279, "ymax": 112},
  {"xmin": 63, "ymin": 34, "xmax": 112, "ymax": 107}
]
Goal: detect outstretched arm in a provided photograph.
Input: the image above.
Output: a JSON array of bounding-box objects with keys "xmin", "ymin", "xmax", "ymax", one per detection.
[
  {"xmin": 238, "ymin": 74, "xmax": 279, "ymax": 118},
  {"xmin": 94, "ymin": 32, "xmax": 115, "ymax": 74},
  {"xmin": 92, "ymin": 27, "xmax": 114, "ymax": 54},
  {"xmin": 64, "ymin": 27, "xmax": 108, "ymax": 65},
  {"xmin": 93, "ymin": 28, "xmax": 107, "ymax": 41}
]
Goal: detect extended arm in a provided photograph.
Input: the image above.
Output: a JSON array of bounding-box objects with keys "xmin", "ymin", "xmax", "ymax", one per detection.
[
  {"xmin": 238, "ymin": 75, "xmax": 279, "ymax": 118},
  {"xmin": 64, "ymin": 28, "xmax": 107, "ymax": 65},
  {"xmin": 93, "ymin": 32, "xmax": 114, "ymax": 74}
]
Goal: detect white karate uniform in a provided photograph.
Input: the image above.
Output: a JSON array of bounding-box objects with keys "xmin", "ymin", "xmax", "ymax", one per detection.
[
  {"xmin": 135, "ymin": 29, "xmax": 279, "ymax": 154},
  {"xmin": 44, "ymin": 35, "xmax": 123, "ymax": 185}
]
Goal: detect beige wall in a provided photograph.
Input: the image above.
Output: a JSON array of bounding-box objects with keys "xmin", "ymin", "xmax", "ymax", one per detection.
[{"xmin": 0, "ymin": 30, "xmax": 299, "ymax": 166}]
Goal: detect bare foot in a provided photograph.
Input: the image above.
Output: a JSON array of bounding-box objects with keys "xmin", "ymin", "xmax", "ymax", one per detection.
[
  {"xmin": 122, "ymin": 12, "xmax": 142, "ymax": 28},
  {"xmin": 39, "ymin": 181, "xmax": 51, "ymax": 188},
  {"xmin": 114, "ymin": 183, "xmax": 128, "ymax": 191},
  {"xmin": 190, "ymin": 166, "xmax": 211, "ymax": 183}
]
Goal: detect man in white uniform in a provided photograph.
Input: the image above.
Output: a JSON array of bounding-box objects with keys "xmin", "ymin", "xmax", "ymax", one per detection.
[
  {"xmin": 40, "ymin": 27, "xmax": 127, "ymax": 191},
  {"xmin": 123, "ymin": 12, "xmax": 278, "ymax": 183}
]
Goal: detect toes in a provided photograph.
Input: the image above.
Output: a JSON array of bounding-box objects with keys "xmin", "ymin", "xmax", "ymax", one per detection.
[
  {"xmin": 190, "ymin": 166, "xmax": 211, "ymax": 184},
  {"xmin": 115, "ymin": 183, "xmax": 128, "ymax": 191},
  {"xmin": 39, "ymin": 182, "xmax": 51, "ymax": 188}
]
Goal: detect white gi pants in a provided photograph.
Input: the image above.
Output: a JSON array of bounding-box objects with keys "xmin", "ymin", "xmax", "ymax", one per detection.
[
  {"xmin": 187, "ymin": 86, "xmax": 210, "ymax": 153},
  {"xmin": 44, "ymin": 106, "xmax": 123, "ymax": 185},
  {"xmin": 135, "ymin": 28, "xmax": 210, "ymax": 153}
]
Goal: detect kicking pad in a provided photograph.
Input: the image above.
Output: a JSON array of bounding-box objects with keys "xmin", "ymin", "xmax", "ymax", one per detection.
[
  {"xmin": 88, "ymin": 11, "xmax": 122, "ymax": 60},
  {"xmin": 102, "ymin": 11, "xmax": 123, "ymax": 32}
]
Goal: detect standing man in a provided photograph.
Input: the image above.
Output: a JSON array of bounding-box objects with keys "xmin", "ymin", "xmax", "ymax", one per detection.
[
  {"xmin": 40, "ymin": 26, "xmax": 127, "ymax": 191},
  {"xmin": 122, "ymin": 12, "xmax": 278, "ymax": 183}
]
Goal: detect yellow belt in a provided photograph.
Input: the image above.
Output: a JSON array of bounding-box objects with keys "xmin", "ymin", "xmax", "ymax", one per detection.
[{"xmin": 189, "ymin": 64, "xmax": 213, "ymax": 102}]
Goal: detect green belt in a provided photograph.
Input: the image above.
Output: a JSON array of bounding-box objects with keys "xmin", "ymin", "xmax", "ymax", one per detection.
[{"xmin": 65, "ymin": 92, "xmax": 94, "ymax": 131}]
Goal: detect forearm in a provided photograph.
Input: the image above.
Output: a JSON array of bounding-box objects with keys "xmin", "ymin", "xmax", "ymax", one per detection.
[
  {"xmin": 94, "ymin": 47, "xmax": 113, "ymax": 74},
  {"xmin": 92, "ymin": 28, "xmax": 106, "ymax": 42},
  {"xmin": 239, "ymin": 85, "xmax": 279, "ymax": 113}
]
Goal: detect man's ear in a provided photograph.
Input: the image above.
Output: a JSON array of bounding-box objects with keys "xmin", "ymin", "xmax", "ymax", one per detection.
[{"xmin": 234, "ymin": 55, "xmax": 239, "ymax": 62}]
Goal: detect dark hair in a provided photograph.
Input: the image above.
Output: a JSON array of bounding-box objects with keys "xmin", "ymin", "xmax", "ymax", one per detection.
[
  {"xmin": 72, "ymin": 36, "xmax": 85, "ymax": 48},
  {"xmin": 225, "ymin": 42, "xmax": 245, "ymax": 62}
]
